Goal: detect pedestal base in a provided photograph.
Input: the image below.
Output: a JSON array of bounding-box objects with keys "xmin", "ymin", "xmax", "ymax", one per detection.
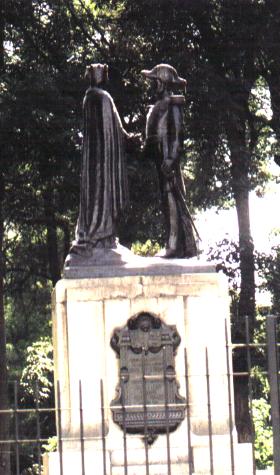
[
  {"xmin": 44, "ymin": 438, "xmax": 253, "ymax": 475},
  {"xmin": 44, "ymin": 261, "xmax": 253, "ymax": 474}
]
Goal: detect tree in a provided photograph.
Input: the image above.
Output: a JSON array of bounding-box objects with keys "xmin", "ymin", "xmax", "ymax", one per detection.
[
  {"xmin": 258, "ymin": 1, "xmax": 280, "ymax": 169},
  {"xmin": 0, "ymin": 182, "xmax": 10, "ymax": 475},
  {"xmin": 0, "ymin": 0, "xmax": 11, "ymax": 471},
  {"xmin": 188, "ymin": 0, "xmax": 269, "ymax": 325}
]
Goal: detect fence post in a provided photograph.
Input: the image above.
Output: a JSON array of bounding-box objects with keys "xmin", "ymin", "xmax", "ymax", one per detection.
[
  {"xmin": 79, "ymin": 381, "xmax": 85, "ymax": 475},
  {"xmin": 14, "ymin": 381, "xmax": 20, "ymax": 475},
  {"xmin": 205, "ymin": 348, "xmax": 214, "ymax": 475},
  {"xmin": 266, "ymin": 315, "xmax": 280, "ymax": 475},
  {"xmin": 56, "ymin": 380, "xmax": 64, "ymax": 475},
  {"xmin": 245, "ymin": 317, "xmax": 256, "ymax": 475}
]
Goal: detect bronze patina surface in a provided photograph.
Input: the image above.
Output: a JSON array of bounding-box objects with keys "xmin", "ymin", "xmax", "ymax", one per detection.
[
  {"xmin": 142, "ymin": 64, "xmax": 199, "ymax": 259},
  {"xmin": 110, "ymin": 312, "xmax": 186, "ymax": 439}
]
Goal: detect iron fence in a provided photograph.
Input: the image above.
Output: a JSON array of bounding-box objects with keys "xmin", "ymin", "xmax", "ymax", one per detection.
[{"xmin": 0, "ymin": 315, "xmax": 279, "ymax": 474}]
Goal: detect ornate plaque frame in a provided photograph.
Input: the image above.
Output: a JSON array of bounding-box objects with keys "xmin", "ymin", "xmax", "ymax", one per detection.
[{"xmin": 110, "ymin": 312, "xmax": 186, "ymax": 439}]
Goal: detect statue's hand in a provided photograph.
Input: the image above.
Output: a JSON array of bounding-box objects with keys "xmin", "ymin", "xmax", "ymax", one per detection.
[
  {"xmin": 125, "ymin": 132, "xmax": 143, "ymax": 153},
  {"xmin": 161, "ymin": 159, "xmax": 174, "ymax": 177}
]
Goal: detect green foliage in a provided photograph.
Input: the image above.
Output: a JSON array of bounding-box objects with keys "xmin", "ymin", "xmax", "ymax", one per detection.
[
  {"xmin": 21, "ymin": 464, "xmax": 41, "ymax": 475},
  {"xmin": 131, "ymin": 239, "xmax": 161, "ymax": 257},
  {"xmin": 249, "ymin": 314, "xmax": 273, "ymax": 469},
  {"xmin": 256, "ymin": 244, "xmax": 280, "ymax": 314},
  {"xmin": 207, "ymin": 238, "xmax": 241, "ymax": 320},
  {"xmin": 251, "ymin": 365, "xmax": 270, "ymax": 400},
  {"xmin": 13, "ymin": 339, "xmax": 55, "ymax": 473},
  {"xmin": 20, "ymin": 338, "xmax": 54, "ymax": 403},
  {"xmin": 208, "ymin": 245, "xmax": 274, "ymax": 467},
  {"xmin": 207, "ymin": 238, "xmax": 240, "ymax": 285},
  {"xmin": 42, "ymin": 436, "xmax": 57, "ymax": 454},
  {"xmin": 253, "ymin": 398, "xmax": 273, "ymax": 469},
  {"xmin": 4, "ymin": 271, "xmax": 52, "ymax": 381}
]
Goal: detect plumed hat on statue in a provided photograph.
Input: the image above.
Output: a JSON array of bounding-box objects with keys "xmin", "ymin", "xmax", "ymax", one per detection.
[{"xmin": 141, "ymin": 64, "xmax": 186, "ymax": 88}]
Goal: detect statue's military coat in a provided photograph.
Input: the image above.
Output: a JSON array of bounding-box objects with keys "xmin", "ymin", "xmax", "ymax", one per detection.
[{"xmin": 145, "ymin": 95, "xmax": 197, "ymax": 257}]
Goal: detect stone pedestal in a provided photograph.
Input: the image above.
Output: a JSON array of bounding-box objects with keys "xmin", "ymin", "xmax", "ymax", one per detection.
[{"xmin": 43, "ymin": 261, "xmax": 253, "ymax": 474}]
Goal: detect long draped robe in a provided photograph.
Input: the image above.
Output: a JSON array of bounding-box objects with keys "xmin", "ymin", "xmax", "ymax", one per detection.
[{"xmin": 73, "ymin": 87, "xmax": 129, "ymax": 253}]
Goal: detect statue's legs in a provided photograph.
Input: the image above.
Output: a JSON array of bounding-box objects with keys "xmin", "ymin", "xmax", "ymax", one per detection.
[
  {"xmin": 166, "ymin": 190, "xmax": 180, "ymax": 253},
  {"xmin": 160, "ymin": 177, "xmax": 197, "ymax": 259},
  {"xmin": 159, "ymin": 182, "xmax": 184, "ymax": 258}
]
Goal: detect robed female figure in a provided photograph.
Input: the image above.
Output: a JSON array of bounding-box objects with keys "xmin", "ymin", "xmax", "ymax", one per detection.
[{"xmin": 71, "ymin": 63, "xmax": 129, "ymax": 256}]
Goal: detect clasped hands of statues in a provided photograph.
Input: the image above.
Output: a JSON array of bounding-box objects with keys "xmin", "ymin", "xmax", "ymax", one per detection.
[
  {"xmin": 126, "ymin": 132, "xmax": 176, "ymax": 178},
  {"xmin": 160, "ymin": 158, "xmax": 175, "ymax": 178}
]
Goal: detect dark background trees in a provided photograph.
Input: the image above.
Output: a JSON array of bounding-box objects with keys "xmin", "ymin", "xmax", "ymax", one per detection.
[{"xmin": 0, "ymin": 0, "xmax": 279, "ymax": 462}]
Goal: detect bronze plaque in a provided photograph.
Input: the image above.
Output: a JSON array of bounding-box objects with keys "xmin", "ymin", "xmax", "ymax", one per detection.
[{"xmin": 110, "ymin": 312, "xmax": 186, "ymax": 437}]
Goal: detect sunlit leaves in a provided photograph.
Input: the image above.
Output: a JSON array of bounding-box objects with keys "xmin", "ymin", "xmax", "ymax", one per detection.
[{"xmin": 20, "ymin": 338, "xmax": 53, "ymax": 403}]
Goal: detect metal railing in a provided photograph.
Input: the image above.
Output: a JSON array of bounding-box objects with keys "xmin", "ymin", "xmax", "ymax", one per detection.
[{"xmin": 0, "ymin": 315, "xmax": 279, "ymax": 475}]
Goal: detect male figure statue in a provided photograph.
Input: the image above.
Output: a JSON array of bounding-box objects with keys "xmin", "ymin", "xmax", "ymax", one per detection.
[{"xmin": 142, "ymin": 64, "xmax": 198, "ymax": 258}]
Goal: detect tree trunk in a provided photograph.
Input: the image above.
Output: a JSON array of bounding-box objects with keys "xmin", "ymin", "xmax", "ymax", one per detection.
[
  {"xmin": 44, "ymin": 191, "xmax": 61, "ymax": 286},
  {"xmin": 0, "ymin": 177, "xmax": 10, "ymax": 475},
  {"xmin": 235, "ymin": 189, "xmax": 255, "ymax": 323},
  {"xmin": 0, "ymin": 2, "xmax": 10, "ymax": 472},
  {"xmin": 227, "ymin": 125, "xmax": 255, "ymax": 443},
  {"xmin": 227, "ymin": 126, "xmax": 256, "ymax": 325},
  {"xmin": 232, "ymin": 186, "xmax": 254, "ymax": 440}
]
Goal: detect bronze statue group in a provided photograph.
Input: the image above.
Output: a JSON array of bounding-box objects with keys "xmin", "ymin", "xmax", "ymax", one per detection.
[{"xmin": 70, "ymin": 63, "xmax": 199, "ymax": 261}]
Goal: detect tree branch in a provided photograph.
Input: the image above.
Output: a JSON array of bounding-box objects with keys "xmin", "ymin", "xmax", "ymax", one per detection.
[{"xmin": 66, "ymin": 0, "xmax": 109, "ymax": 58}]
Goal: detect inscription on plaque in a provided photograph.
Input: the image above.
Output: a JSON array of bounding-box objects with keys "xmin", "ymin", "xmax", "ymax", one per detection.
[{"xmin": 110, "ymin": 312, "xmax": 186, "ymax": 438}]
